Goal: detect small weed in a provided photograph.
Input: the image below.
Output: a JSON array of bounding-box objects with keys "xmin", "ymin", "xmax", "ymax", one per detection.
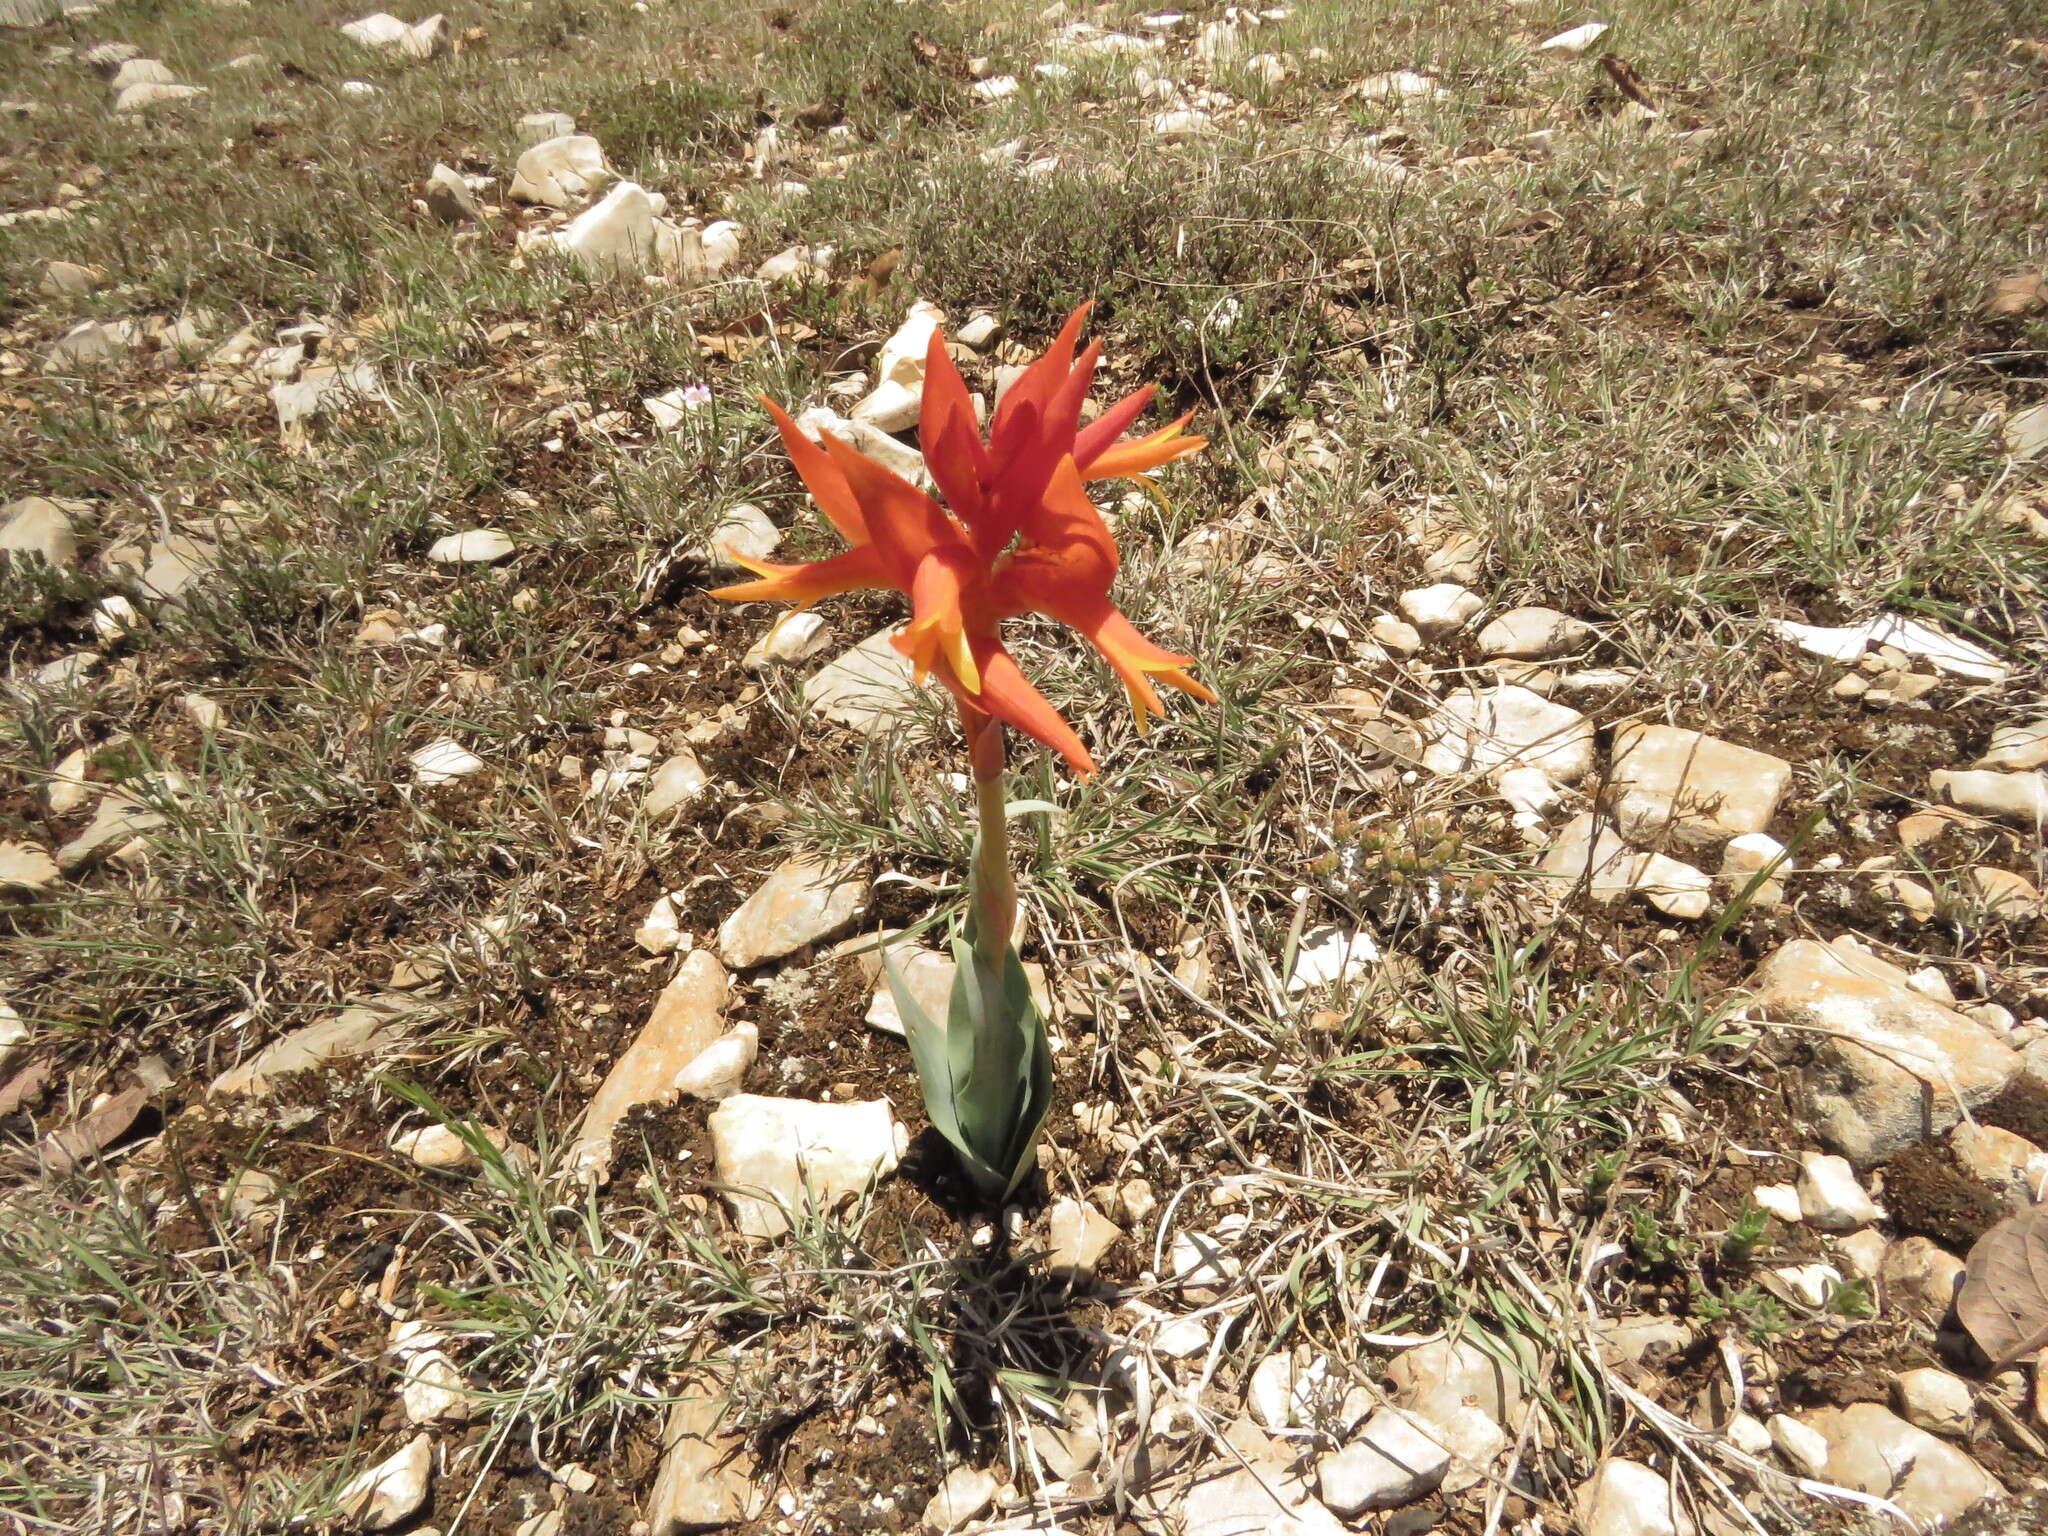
[{"xmin": 1719, "ymin": 1199, "xmax": 1772, "ymax": 1264}]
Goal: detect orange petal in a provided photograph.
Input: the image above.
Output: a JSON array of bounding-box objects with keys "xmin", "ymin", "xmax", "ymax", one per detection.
[
  {"xmin": 989, "ymin": 303, "xmax": 1090, "ymax": 457},
  {"xmin": 1084, "ymin": 607, "xmax": 1215, "ymax": 731},
  {"xmin": 1082, "ymin": 415, "xmax": 1205, "ymax": 481},
  {"xmin": 997, "ymin": 453, "xmax": 1119, "ymax": 596},
  {"xmin": 762, "ymin": 398, "xmax": 868, "ymax": 545},
  {"xmin": 991, "ymin": 461, "xmax": 1210, "ymax": 737},
  {"xmin": 893, "ymin": 547, "xmax": 983, "ymax": 694},
  {"xmin": 919, "ymin": 328, "xmax": 993, "ymax": 534},
  {"xmin": 816, "ymin": 429, "xmax": 972, "ymax": 590},
  {"xmin": 1072, "ymin": 384, "xmax": 1157, "ymax": 468},
  {"xmin": 708, "ymin": 543, "xmax": 892, "ymax": 606},
  {"xmin": 940, "ymin": 631, "xmax": 1097, "ymax": 778}
]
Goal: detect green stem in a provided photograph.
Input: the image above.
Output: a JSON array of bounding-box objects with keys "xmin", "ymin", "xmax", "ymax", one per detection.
[{"xmin": 961, "ymin": 703, "xmax": 1013, "ymax": 975}]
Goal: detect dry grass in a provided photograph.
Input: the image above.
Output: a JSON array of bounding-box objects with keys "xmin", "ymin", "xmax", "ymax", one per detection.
[{"xmin": 2, "ymin": 0, "xmax": 2047, "ymax": 1530}]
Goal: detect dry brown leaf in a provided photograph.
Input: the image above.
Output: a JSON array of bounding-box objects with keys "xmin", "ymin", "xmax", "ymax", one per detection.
[
  {"xmin": 1989, "ymin": 272, "xmax": 2048, "ymax": 317},
  {"xmin": 0, "ymin": 1059, "xmax": 51, "ymax": 1117},
  {"xmin": 25, "ymin": 1084, "xmax": 152, "ymax": 1176},
  {"xmin": 1958, "ymin": 1205, "xmax": 2048, "ymax": 1369},
  {"xmin": 1600, "ymin": 53, "xmax": 1660, "ymax": 112}
]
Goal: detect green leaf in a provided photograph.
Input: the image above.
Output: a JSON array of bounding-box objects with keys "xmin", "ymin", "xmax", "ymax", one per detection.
[
  {"xmin": 998, "ymin": 959, "xmax": 1054, "ymax": 1200},
  {"xmin": 950, "ymin": 938, "xmax": 1031, "ymax": 1173},
  {"xmin": 886, "ymin": 941, "xmax": 1007, "ymax": 1198},
  {"xmin": 884, "ymin": 944, "xmax": 963, "ymax": 1149}
]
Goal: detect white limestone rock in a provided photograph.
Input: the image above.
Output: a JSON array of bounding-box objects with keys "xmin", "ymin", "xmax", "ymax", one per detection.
[
  {"xmin": 337, "ymin": 1434, "xmax": 433, "ymax": 1530},
  {"xmin": 538, "ymin": 181, "xmax": 701, "ymax": 276},
  {"xmin": 409, "ymin": 739, "xmax": 484, "ymax": 785},
  {"xmin": 0, "ymin": 495, "xmax": 83, "ymax": 565},
  {"xmin": 1178, "ymin": 1459, "xmax": 1346, "ymax": 1536},
  {"xmin": 1386, "ymin": 1335, "xmax": 1520, "ymax": 1424},
  {"xmin": 399, "ymin": 1348, "xmax": 471, "ymax": 1424},
  {"xmin": 633, "ymin": 893, "xmax": 685, "ymax": 955},
  {"xmin": 1421, "ymin": 685, "xmax": 1594, "ymax": 783},
  {"xmin": 706, "ymin": 502, "xmax": 779, "ymax": 568},
  {"xmin": 82, "ymin": 42, "xmax": 143, "ymax": 72},
  {"xmin": 1041, "ymin": 1198, "xmax": 1121, "ymax": 1282},
  {"xmin": 1538, "ymin": 21, "xmax": 1609, "ymax": 55},
  {"xmin": 645, "ymin": 1387, "xmax": 764, "ymax": 1530},
  {"xmin": 1930, "ymin": 769, "xmax": 2048, "ymax": 828},
  {"xmin": 1767, "ymin": 1413, "xmax": 1829, "ymax": 1477},
  {"xmin": 793, "ymin": 404, "xmax": 929, "ymax": 486},
  {"xmin": 1801, "ymin": 1403, "xmax": 2001, "ymax": 1525},
  {"xmin": 956, "ymin": 312, "xmax": 1000, "ymax": 350},
  {"xmin": 1286, "ymin": 925, "xmax": 1380, "ymax": 993},
  {"xmin": 340, "ymin": 12, "xmax": 445, "ymax": 60},
  {"xmin": 1794, "ymin": 1151, "xmax": 1882, "ymax": 1231},
  {"xmin": 1751, "ymin": 936, "xmax": 2019, "ymax": 1165},
  {"xmin": 1750, "ymin": 1183, "xmax": 1802, "ymax": 1224},
  {"xmin": 507, "ymin": 133, "xmax": 610, "ymax": 206},
  {"xmin": 1948, "ymin": 1121, "xmax": 2048, "ymax": 1210},
  {"xmin": 1605, "ymin": 724, "xmax": 1792, "ymax": 850},
  {"xmin": 1720, "ymin": 831, "xmax": 1790, "ymax": 906},
  {"xmin": 1474, "ymin": 605, "xmax": 1594, "ymax": 660},
  {"xmin": 1770, "ymin": 613, "xmax": 2007, "ymax": 682},
  {"xmin": 1395, "ymin": 582, "xmax": 1483, "ymax": 639},
  {"xmin": 673, "ymin": 1022, "xmax": 757, "ymax": 1101},
  {"xmin": 0, "ymin": 841, "xmax": 58, "ymax": 895},
  {"xmin": 271, "ymin": 360, "xmax": 389, "ymax": 440},
  {"xmin": 428, "ymin": 528, "xmax": 513, "ymax": 564},
  {"xmin": 39, "ymin": 260, "xmax": 101, "ymax": 297},
  {"xmin": 716, "ymin": 854, "xmax": 868, "ymax": 968},
  {"xmin": 1976, "ymin": 721, "xmax": 2048, "ymax": 772},
  {"xmin": 1882, "ymin": 1235, "xmax": 1965, "ymax": 1315},
  {"xmin": 643, "ymin": 753, "xmax": 708, "ymax": 816},
  {"xmin": 1538, "ymin": 814, "xmax": 1640, "ymax": 902},
  {"xmin": 55, "ymin": 792, "xmax": 165, "ymax": 874},
  {"xmin": 1170, "ymin": 1229, "xmax": 1240, "ymax": 1299},
  {"xmin": 756, "ymin": 243, "xmax": 829, "ymax": 285},
  {"xmin": 803, "ymin": 627, "xmax": 922, "ymax": 733},
  {"xmin": 742, "ymin": 610, "xmax": 831, "ymax": 670},
  {"xmin": 568, "ymin": 953, "xmax": 728, "ymax": 1181},
  {"xmin": 114, "ymin": 80, "xmax": 204, "ymax": 112},
  {"xmin": 923, "ymin": 1465, "xmax": 997, "ymax": 1532},
  {"xmin": 392, "ymin": 1121, "xmax": 505, "ymax": 1170},
  {"xmin": 1632, "ymin": 851, "xmax": 1713, "ymax": 920},
  {"xmin": 874, "ymin": 301, "xmax": 944, "ymax": 390},
  {"xmin": 210, "ymin": 1000, "xmax": 424, "ymax": 1097},
  {"xmin": 1318, "ymin": 1409, "xmax": 1451, "ymax": 1515},
  {"xmin": 708, "ymin": 1093, "xmax": 906, "ymax": 1238},
  {"xmin": 850, "ymin": 375, "xmax": 921, "ymax": 433},
  {"xmin": 110, "ymin": 57, "xmax": 174, "ymax": 88},
  {"xmin": 44, "ymin": 318, "xmax": 138, "ymax": 370},
  {"xmin": 1573, "ymin": 1457, "xmax": 1691, "ymax": 1536},
  {"xmin": 518, "ymin": 110, "xmax": 576, "ymax": 145},
  {"xmin": 1893, "ymin": 1367, "xmax": 1973, "ymax": 1439}
]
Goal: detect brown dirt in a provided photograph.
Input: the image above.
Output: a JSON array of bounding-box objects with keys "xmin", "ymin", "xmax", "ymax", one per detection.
[
  {"xmin": 1979, "ymin": 1074, "xmax": 2048, "ymax": 1147},
  {"xmin": 1883, "ymin": 1141, "xmax": 2012, "ymax": 1249}
]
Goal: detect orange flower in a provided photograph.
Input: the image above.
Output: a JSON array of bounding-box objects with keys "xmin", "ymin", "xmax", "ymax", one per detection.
[{"xmin": 711, "ymin": 304, "xmax": 1212, "ymax": 776}]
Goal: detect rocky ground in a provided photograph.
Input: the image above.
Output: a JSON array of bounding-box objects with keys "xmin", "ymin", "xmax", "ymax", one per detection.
[{"xmin": 2, "ymin": 0, "xmax": 2048, "ymax": 1533}]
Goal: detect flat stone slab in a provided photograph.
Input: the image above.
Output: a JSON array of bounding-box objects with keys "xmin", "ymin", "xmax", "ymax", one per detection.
[
  {"xmin": 708, "ymin": 1093, "xmax": 906, "ymax": 1237},
  {"xmin": 212, "ymin": 998, "xmax": 425, "ymax": 1097},
  {"xmin": 802, "ymin": 627, "xmax": 922, "ymax": 733},
  {"xmin": 1605, "ymin": 723, "xmax": 1791, "ymax": 849},
  {"xmin": 1751, "ymin": 936, "xmax": 2018, "ymax": 1165},
  {"xmin": 716, "ymin": 854, "xmax": 867, "ymax": 968}
]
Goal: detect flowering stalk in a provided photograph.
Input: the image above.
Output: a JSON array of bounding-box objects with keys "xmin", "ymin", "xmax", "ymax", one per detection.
[
  {"xmin": 962, "ymin": 703, "xmax": 1013, "ymax": 974},
  {"xmin": 714, "ymin": 303, "xmax": 1212, "ymax": 1203}
]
